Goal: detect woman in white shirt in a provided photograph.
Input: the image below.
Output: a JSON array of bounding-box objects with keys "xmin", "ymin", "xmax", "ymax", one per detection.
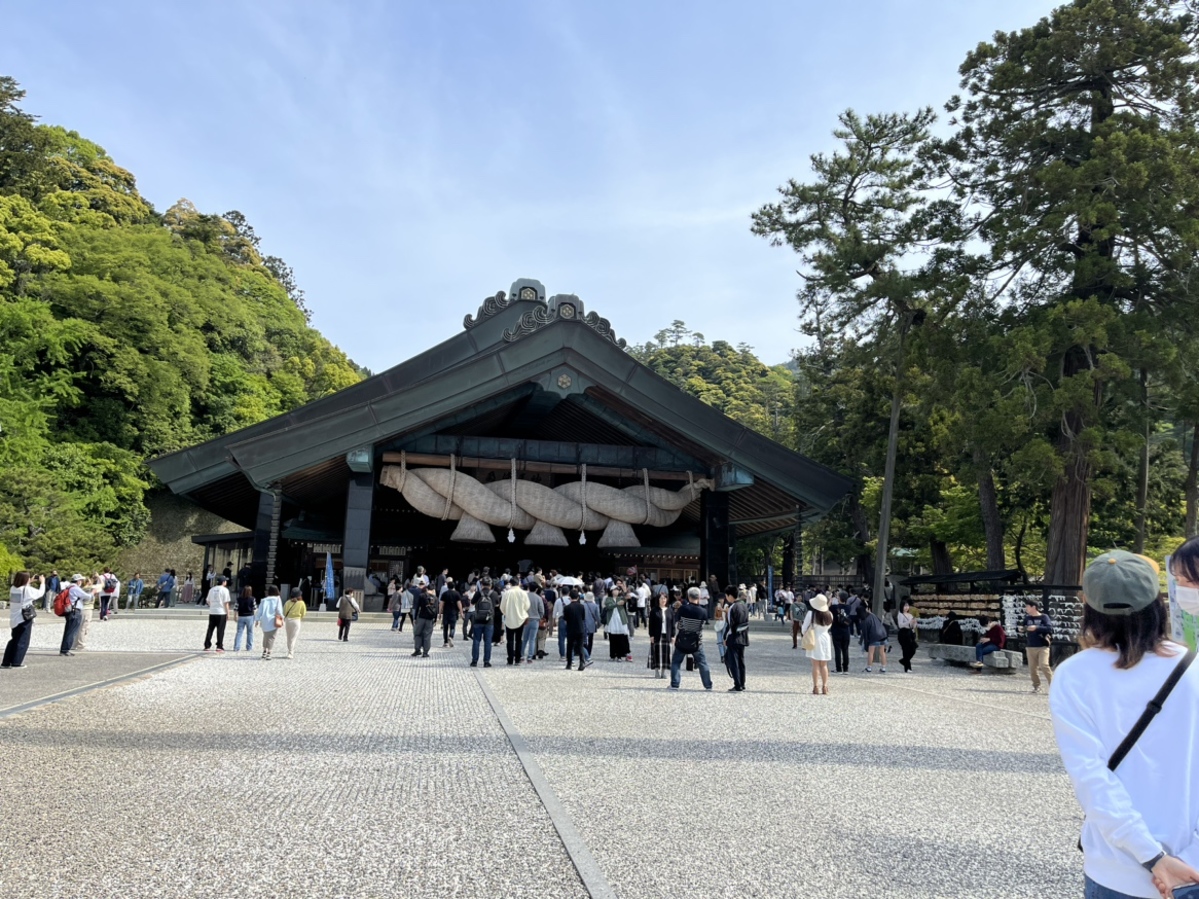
[
  {"xmin": 801, "ymin": 593, "xmax": 834, "ymax": 695},
  {"xmin": 255, "ymin": 585, "xmax": 284, "ymax": 661},
  {"xmin": 1049, "ymin": 549, "xmax": 1199, "ymax": 899},
  {"xmin": 3, "ymin": 571, "xmax": 45, "ymax": 668}
]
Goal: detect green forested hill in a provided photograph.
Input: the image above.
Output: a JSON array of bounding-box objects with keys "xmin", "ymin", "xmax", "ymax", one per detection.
[
  {"xmin": 0, "ymin": 77, "xmax": 362, "ymax": 573},
  {"xmin": 629, "ymin": 320, "xmax": 796, "ymax": 443}
]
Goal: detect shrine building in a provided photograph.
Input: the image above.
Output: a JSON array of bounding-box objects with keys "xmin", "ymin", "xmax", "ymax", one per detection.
[{"xmin": 148, "ymin": 279, "xmax": 852, "ymax": 609}]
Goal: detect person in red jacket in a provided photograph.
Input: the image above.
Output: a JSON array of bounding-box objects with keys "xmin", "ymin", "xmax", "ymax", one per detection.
[{"xmin": 970, "ymin": 615, "xmax": 1007, "ymax": 669}]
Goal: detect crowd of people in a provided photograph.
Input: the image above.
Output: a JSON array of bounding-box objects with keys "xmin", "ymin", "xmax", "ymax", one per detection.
[
  {"xmin": 2, "ymin": 568, "xmax": 132, "ymax": 665},
  {"xmin": 5, "ymin": 542, "xmax": 1199, "ymax": 899},
  {"xmin": 376, "ymin": 567, "xmax": 759, "ymax": 691}
]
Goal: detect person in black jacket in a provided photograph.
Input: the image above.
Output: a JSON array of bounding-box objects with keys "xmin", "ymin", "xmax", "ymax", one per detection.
[
  {"xmin": 723, "ymin": 585, "xmax": 749, "ymax": 692},
  {"xmin": 441, "ymin": 579, "xmax": 462, "ymax": 648},
  {"xmin": 647, "ymin": 591, "xmax": 673, "ymax": 673},
  {"xmin": 859, "ymin": 606, "xmax": 888, "ymax": 673},
  {"xmin": 233, "ymin": 586, "xmax": 257, "ymax": 652},
  {"xmin": 562, "ymin": 591, "xmax": 589, "ymax": 671},
  {"xmin": 1022, "ymin": 599, "xmax": 1054, "ymax": 693},
  {"xmin": 939, "ymin": 611, "xmax": 964, "ymax": 645},
  {"xmin": 468, "ymin": 578, "xmax": 498, "ymax": 667},
  {"xmin": 828, "ymin": 591, "xmax": 853, "ymax": 674}
]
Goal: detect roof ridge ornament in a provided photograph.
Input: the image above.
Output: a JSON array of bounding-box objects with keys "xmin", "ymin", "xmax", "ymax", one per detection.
[
  {"xmin": 502, "ymin": 293, "xmax": 627, "ymax": 348},
  {"xmin": 463, "ymin": 290, "xmax": 512, "ymax": 329},
  {"xmin": 580, "ymin": 309, "xmax": 626, "ymax": 348}
]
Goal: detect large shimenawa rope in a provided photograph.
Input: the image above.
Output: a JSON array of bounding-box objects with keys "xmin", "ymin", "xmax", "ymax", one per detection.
[{"xmin": 379, "ymin": 462, "xmax": 714, "ymax": 547}]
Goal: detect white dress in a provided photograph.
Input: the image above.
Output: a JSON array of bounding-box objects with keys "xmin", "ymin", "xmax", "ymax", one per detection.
[{"xmin": 803, "ymin": 612, "xmax": 833, "ymax": 662}]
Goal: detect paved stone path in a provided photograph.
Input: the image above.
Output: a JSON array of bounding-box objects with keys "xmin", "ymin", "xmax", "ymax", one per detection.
[{"xmin": 0, "ymin": 613, "xmax": 1084, "ymax": 898}]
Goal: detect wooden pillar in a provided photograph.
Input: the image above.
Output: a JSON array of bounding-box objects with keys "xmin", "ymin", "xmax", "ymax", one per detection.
[
  {"xmin": 781, "ymin": 535, "xmax": 795, "ymax": 590},
  {"xmin": 342, "ymin": 471, "xmax": 374, "ymax": 608},
  {"xmin": 264, "ymin": 491, "xmax": 283, "ymax": 587},
  {"xmin": 793, "ymin": 517, "xmax": 802, "ymax": 589},
  {"xmin": 249, "ymin": 491, "xmax": 275, "ymax": 598},
  {"xmin": 700, "ymin": 491, "xmax": 731, "ymax": 593}
]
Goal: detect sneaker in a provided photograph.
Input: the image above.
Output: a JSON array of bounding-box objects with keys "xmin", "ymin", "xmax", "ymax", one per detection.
[
  {"xmin": 483, "ymin": 662, "xmax": 492, "ymax": 667},
  {"xmin": 584, "ymin": 659, "xmax": 593, "ymax": 668},
  {"xmin": 410, "ymin": 651, "xmax": 422, "ymax": 657},
  {"xmin": 422, "ymin": 653, "xmax": 430, "ymax": 658},
  {"xmin": 863, "ymin": 667, "xmax": 872, "ymax": 673},
  {"xmin": 470, "ymin": 661, "xmax": 478, "ymax": 667},
  {"xmin": 216, "ymin": 648, "xmax": 225, "ymax": 654},
  {"xmin": 879, "ymin": 667, "xmax": 886, "ymax": 673},
  {"xmin": 625, "ymin": 655, "xmax": 633, "ymax": 662},
  {"xmin": 1031, "ymin": 686, "xmax": 1041, "ymax": 693},
  {"xmin": 204, "ymin": 648, "xmax": 213, "ymax": 653},
  {"xmin": 447, "ymin": 639, "xmax": 454, "ymax": 648},
  {"xmin": 286, "ymin": 653, "xmax": 294, "ymax": 659}
]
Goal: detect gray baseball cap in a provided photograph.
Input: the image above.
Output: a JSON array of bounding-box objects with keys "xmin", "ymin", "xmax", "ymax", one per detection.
[{"xmin": 1082, "ymin": 550, "xmax": 1161, "ymax": 616}]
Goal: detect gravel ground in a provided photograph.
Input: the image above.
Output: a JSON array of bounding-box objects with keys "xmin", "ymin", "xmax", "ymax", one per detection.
[
  {"xmin": 2, "ymin": 619, "xmax": 588, "ymax": 899},
  {"xmin": 481, "ymin": 620, "xmax": 1083, "ymax": 899},
  {"xmin": 3, "ymin": 615, "xmax": 1085, "ymax": 898}
]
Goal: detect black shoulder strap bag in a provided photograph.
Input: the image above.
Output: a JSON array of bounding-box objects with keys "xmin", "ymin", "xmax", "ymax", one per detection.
[{"xmin": 1078, "ymin": 648, "xmax": 1196, "ymax": 851}]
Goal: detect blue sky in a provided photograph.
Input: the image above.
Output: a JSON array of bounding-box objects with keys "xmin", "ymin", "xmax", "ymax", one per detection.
[{"xmin": 3, "ymin": 0, "xmax": 1059, "ymax": 371}]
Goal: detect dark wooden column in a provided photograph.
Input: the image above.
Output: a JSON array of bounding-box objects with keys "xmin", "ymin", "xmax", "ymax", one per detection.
[
  {"xmin": 249, "ymin": 490, "xmax": 276, "ymax": 598},
  {"xmin": 342, "ymin": 471, "xmax": 374, "ymax": 607},
  {"xmin": 781, "ymin": 535, "xmax": 795, "ymax": 590},
  {"xmin": 700, "ymin": 491, "xmax": 731, "ymax": 595},
  {"xmin": 792, "ymin": 516, "xmax": 802, "ymax": 589}
]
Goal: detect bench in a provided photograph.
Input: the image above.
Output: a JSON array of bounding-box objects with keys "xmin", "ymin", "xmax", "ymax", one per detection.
[{"xmin": 928, "ymin": 643, "xmax": 1022, "ymax": 673}]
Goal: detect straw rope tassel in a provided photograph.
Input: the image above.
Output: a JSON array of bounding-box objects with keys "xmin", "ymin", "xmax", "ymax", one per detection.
[
  {"xmin": 440, "ymin": 455, "xmax": 456, "ymax": 520},
  {"xmin": 508, "ymin": 458, "xmax": 517, "ymax": 542},
  {"xmin": 579, "ymin": 464, "xmax": 587, "ymax": 545}
]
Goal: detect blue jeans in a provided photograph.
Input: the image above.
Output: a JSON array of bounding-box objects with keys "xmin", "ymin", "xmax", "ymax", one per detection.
[
  {"xmin": 2, "ymin": 620, "xmax": 32, "ymax": 666},
  {"xmin": 670, "ymin": 644, "xmax": 713, "ymax": 689},
  {"xmin": 234, "ymin": 616, "xmax": 254, "ymax": 651},
  {"xmin": 391, "ymin": 610, "xmax": 401, "ymax": 630},
  {"xmin": 61, "ymin": 610, "xmax": 81, "ymax": 653},
  {"xmin": 975, "ymin": 642, "xmax": 1000, "ymax": 663},
  {"xmin": 471, "ymin": 624, "xmax": 493, "ymax": 664},
  {"xmin": 522, "ymin": 619, "xmax": 539, "ymax": 660},
  {"xmin": 557, "ymin": 621, "xmax": 567, "ymax": 657},
  {"xmin": 1084, "ymin": 876, "xmax": 1142, "ymax": 899}
]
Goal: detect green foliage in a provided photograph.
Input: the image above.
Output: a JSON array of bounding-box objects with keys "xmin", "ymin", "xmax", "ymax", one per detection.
[
  {"xmin": 753, "ymin": 0, "xmax": 1199, "ymax": 585},
  {"xmin": 0, "ymin": 76, "xmax": 363, "ymax": 573},
  {"xmin": 630, "ymin": 322, "xmax": 795, "ymax": 442},
  {"xmin": 630, "ymin": 323, "xmax": 801, "ymax": 572}
]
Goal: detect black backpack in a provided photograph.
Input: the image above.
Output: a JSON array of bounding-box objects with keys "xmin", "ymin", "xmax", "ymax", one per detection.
[
  {"xmin": 675, "ymin": 622, "xmax": 701, "ymax": 654},
  {"xmin": 473, "ymin": 592, "xmax": 494, "ymax": 625},
  {"xmin": 417, "ymin": 593, "xmax": 438, "ymax": 620}
]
